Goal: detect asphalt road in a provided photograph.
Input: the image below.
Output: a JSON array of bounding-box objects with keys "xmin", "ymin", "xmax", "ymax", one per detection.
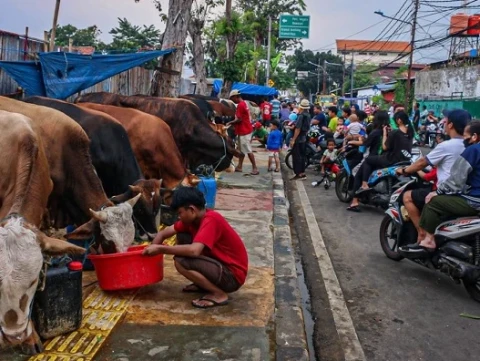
[{"xmin": 286, "ymin": 164, "xmax": 480, "ymax": 361}]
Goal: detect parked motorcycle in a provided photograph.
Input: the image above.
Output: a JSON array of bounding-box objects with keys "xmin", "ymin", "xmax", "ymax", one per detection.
[
  {"xmin": 335, "ymin": 148, "xmax": 421, "ymax": 209},
  {"xmin": 379, "ymin": 179, "xmax": 480, "ymax": 302},
  {"xmin": 420, "ymin": 122, "xmax": 442, "ymax": 149},
  {"xmin": 285, "ymin": 128, "xmax": 343, "ymax": 170}
]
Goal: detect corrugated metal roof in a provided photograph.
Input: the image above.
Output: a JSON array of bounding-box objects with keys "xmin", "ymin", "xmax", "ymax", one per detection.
[{"xmin": 336, "ymin": 39, "xmax": 411, "ymax": 53}]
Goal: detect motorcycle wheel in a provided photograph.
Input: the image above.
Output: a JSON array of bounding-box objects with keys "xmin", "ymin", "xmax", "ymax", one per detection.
[
  {"xmin": 379, "ymin": 215, "xmax": 404, "ymax": 261},
  {"xmin": 285, "ymin": 151, "xmax": 293, "ymax": 170},
  {"xmin": 335, "ymin": 171, "xmax": 353, "ymax": 203},
  {"xmin": 429, "ymin": 136, "xmax": 436, "ymax": 149},
  {"xmin": 463, "ymin": 278, "xmax": 480, "ymax": 302}
]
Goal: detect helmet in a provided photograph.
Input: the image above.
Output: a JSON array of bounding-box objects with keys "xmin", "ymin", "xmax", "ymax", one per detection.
[{"xmin": 289, "ymin": 113, "xmax": 298, "ymax": 121}]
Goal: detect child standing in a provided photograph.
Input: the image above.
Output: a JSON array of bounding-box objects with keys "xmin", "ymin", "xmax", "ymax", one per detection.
[
  {"xmin": 267, "ymin": 120, "xmax": 282, "ymax": 172},
  {"xmin": 320, "ymin": 139, "xmax": 339, "ymax": 175}
]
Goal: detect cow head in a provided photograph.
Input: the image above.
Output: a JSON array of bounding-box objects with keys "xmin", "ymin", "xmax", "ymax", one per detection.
[
  {"xmin": 66, "ymin": 194, "xmax": 142, "ymax": 254},
  {"xmin": 0, "ymin": 217, "xmax": 84, "ymax": 354}
]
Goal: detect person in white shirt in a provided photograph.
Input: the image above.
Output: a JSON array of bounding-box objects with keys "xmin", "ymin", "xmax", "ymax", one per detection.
[{"xmin": 395, "ymin": 110, "xmax": 470, "ymax": 241}]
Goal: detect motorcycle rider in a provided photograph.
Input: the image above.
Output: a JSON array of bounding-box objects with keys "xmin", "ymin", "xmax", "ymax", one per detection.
[
  {"xmin": 401, "ymin": 119, "xmax": 480, "ymax": 254},
  {"xmin": 395, "ymin": 109, "xmax": 468, "ymax": 242}
]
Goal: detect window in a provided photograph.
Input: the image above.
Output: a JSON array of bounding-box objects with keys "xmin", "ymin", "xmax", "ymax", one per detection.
[
  {"xmin": 359, "ymin": 52, "xmax": 368, "ymax": 55},
  {"xmin": 379, "ymin": 52, "xmax": 389, "ymax": 56},
  {"xmin": 369, "ymin": 52, "xmax": 375, "ymax": 55}
]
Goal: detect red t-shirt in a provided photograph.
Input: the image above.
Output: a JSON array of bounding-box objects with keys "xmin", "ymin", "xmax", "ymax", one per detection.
[
  {"xmin": 174, "ymin": 210, "xmax": 249, "ymax": 285},
  {"xmin": 424, "ymin": 167, "xmax": 438, "ymax": 190},
  {"xmin": 260, "ymin": 102, "xmax": 272, "ymax": 121},
  {"xmin": 234, "ymin": 100, "xmax": 253, "ymax": 136}
]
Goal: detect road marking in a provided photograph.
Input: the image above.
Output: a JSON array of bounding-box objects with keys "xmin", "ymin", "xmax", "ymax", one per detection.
[{"xmin": 297, "ymin": 181, "xmax": 366, "ymax": 361}]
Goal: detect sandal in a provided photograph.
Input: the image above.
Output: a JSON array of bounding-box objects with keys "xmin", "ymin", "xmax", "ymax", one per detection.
[
  {"xmin": 346, "ymin": 205, "xmax": 361, "ymax": 212},
  {"xmin": 182, "ymin": 283, "xmax": 206, "ymax": 293},
  {"xmin": 274, "ymin": 169, "xmax": 280, "ymax": 172},
  {"xmin": 192, "ymin": 297, "xmax": 229, "ymax": 309},
  {"xmin": 250, "ymin": 171, "xmax": 260, "ymax": 175}
]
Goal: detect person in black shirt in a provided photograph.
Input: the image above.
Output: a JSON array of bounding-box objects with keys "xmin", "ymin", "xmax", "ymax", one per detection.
[
  {"xmin": 290, "ymin": 99, "xmax": 312, "ymax": 180},
  {"xmin": 347, "ymin": 111, "xmax": 413, "ymax": 211},
  {"xmin": 347, "ymin": 111, "xmax": 390, "ymax": 211}
]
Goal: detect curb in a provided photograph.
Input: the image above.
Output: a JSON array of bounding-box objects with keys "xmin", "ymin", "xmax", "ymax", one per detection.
[{"xmin": 272, "ymin": 169, "xmax": 309, "ymax": 361}]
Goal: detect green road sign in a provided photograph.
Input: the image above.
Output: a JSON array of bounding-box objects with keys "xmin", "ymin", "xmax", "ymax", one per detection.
[{"xmin": 279, "ymin": 14, "xmax": 310, "ymax": 39}]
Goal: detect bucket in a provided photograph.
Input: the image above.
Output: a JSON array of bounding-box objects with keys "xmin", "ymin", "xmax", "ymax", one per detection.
[
  {"xmin": 87, "ymin": 245, "xmax": 163, "ymax": 291},
  {"xmin": 197, "ymin": 176, "xmax": 217, "ymax": 209}
]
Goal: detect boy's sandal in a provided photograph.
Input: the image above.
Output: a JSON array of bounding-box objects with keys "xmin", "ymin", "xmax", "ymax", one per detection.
[{"xmin": 346, "ymin": 205, "xmax": 361, "ymax": 212}]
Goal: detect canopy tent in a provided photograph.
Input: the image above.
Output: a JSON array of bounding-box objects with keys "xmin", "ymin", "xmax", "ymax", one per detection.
[
  {"xmin": 0, "ymin": 49, "xmax": 175, "ymax": 99},
  {"xmin": 212, "ymin": 80, "xmax": 278, "ymax": 97}
]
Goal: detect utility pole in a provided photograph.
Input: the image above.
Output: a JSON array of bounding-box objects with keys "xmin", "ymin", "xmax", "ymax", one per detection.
[
  {"xmin": 405, "ymin": 0, "xmax": 420, "ymax": 110},
  {"xmin": 49, "ymin": 0, "xmax": 61, "ymax": 51},
  {"xmin": 317, "ymin": 58, "xmax": 321, "ymax": 93},
  {"xmin": 350, "ymin": 54, "xmax": 354, "ymax": 101},
  {"xmin": 322, "ymin": 59, "xmax": 327, "ymax": 94},
  {"xmin": 342, "ymin": 45, "xmax": 346, "ymax": 96},
  {"xmin": 266, "ymin": 16, "xmax": 272, "ymax": 86}
]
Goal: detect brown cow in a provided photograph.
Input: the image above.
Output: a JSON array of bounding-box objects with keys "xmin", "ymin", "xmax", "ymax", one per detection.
[
  {"xmin": 76, "ymin": 92, "xmax": 234, "ymax": 172},
  {"xmin": 77, "ymin": 103, "xmax": 191, "ymax": 188},
  {"xmin": 0, "ymin": 110, "xmax": 84, "ymax": 354},
  {"xmin": 0, "ymin": 97, "xmax": 142, "ymax": 255}
]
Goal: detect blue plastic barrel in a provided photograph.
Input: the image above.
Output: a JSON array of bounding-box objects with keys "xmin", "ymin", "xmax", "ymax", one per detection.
[{"xmin": 197, "ymin": 176, "xmax": 217, "ymax": 209}]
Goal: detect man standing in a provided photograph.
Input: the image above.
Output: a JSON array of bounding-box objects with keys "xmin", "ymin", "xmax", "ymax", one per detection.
[
  {"xmin": 290, "ymin": 99, "xmax": 311, "ymax": 180},
  {"xmin": 228, "ymin": 90, "xmax": 259, "ymax": 175},
  {"xmin": 413, "ymin": 102, "xmax": 421, "ymax": 131},
  {"xmin": 271, "ymin": 95, "xmax": 281, "ymax": 120},
  {"xmin": 311, "ymin": 104, "xmax": 328, "ymax": 134}
]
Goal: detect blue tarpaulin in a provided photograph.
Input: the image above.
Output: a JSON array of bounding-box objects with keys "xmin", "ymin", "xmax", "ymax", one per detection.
[
  {"xmin": 213, "ymin": 80, "xmax": 278, "ymax": 97},
  {"xmin": 0, "ymin": 49, "xmax": 175, "ymax": 99},
  {"xmin": 0, "ymin": 61, "xmax": 46, "ymax": 96}
]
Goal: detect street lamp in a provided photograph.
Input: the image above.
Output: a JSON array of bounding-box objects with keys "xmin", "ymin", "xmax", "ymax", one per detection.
[{"xmin": 374, "ymin": 7, "xmax": 418, "ymax": 109}]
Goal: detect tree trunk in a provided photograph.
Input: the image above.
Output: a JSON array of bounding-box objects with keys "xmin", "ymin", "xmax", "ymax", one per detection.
[
  {"xmin": 151, "ymin": 0, "xmax": 193, "ymax": 97},
  {"xmin": 219, "ymin": 0, "xmax": 235, "ymax": 98},
  {"xmin": 188, "ymin": 20, "xmax": 208, "ymax": 96}
]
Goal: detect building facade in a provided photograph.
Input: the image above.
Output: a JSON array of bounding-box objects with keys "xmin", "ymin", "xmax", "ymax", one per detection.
[{"xmin": 336, "ymin": 40, "xmax": 411, "ymax": 66}]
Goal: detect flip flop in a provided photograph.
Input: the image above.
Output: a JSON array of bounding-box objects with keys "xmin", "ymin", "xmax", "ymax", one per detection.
[
  {"xmin": 192, "ymin": 297, "xmax": 229, "ymax": 309},
  {"xmin": 182, "ymin": 284, "xmax": 206, "ymax": 293},
  {"xmin": 235, "ymin": 168, "xmax": 243, "ymax": 173},
  {"xmin": 274, "ymin": 169, "xmax": 280, "ymax": 172},
  {"xmin": 250, "ymin": 171, "xmax": 260, "ymax": 175},
  {"xmin": 346, "ymin": 205, "xmax": 361, "ymax": 212}
]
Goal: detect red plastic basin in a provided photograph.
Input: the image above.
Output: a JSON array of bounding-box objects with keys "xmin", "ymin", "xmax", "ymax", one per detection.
[{"xmin": 88, "ymin": 245, "xmax": 164, "ymax": 291}]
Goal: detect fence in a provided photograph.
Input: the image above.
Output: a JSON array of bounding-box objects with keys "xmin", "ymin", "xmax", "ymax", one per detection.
[{"xmin": 0, "ymin": 29, "xmax": 45, "ymax": 95}]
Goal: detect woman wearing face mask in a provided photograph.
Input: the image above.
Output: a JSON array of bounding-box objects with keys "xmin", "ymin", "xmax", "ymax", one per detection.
[{"xmin": 401, "ymin": 119, "xmax": 480, "ymax": 254}]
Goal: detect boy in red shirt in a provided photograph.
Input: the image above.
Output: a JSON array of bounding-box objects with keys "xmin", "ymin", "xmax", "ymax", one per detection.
[{"xmin": 143, "ymin": 187, "xmax": 249, "ymax": 309}]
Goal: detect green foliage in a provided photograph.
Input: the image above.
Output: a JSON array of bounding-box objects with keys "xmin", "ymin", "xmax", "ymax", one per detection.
[
  {"xmin": 343, "ymin": 64, "xmax": 380, "ymax": 94},
  {"xmin": 372, "ymin": 95, "xmax": 388, "ymax": 110},
  {"xmin": 109, "ymin": 18, "xmax": 161, "ymax": 50},
  {"xmin": 51, "ymin": 24, "xmax": 104, "ymax": 48},
  {"xmin": 287, "ymin": 49, "xmax": 344, "ymax": 96},
  {"xmin": 394, "ymin": 80, "xmax": 407, "ymax": 106}
]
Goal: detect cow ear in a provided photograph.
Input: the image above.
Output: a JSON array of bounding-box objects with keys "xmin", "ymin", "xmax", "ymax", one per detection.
[
  {"xmin": 65, "ymin": 219, "xmax": 96, "ymax": 240},
  {"xmin": 36, "ymin": 230, "xmax": 85, "ymax": 256}
]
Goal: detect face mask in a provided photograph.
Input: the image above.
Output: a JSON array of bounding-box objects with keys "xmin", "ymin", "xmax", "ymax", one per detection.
[{"xmin": 464, "ymin": 137, "xmax": 472, "ymax": 148}]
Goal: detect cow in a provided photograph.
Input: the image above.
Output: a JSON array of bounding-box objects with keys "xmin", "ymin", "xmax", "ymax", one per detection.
[
  {"xmin": 76, "ymin": 102, "xmax": 201, "ymax": 225},
  {"xmin": 0, "ymin": 110, "xmax": 85, "ymax": 355},
  {"xmin": 181, "ymin": 94, "xmax": 236, "ymax": 125},
  {"xmin": 23, "ymin": 97, "xmax": 160, "ymax": 235},
  {"xmin": 178, "ymin": 95, "xmax": 216, "ymax": 122},
  {"xmin": 0, "ymin": 97, "xmax": 144, "ymax": 255},
  {"xmin": 75, "ymin": 92, "xmax": 234, "ymax": 172}
]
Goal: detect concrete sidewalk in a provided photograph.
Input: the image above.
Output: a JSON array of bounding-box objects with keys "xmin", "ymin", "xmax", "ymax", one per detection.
[{"xmin": 1, "ymin": 145, "xmax": 309, "ymax": 361}]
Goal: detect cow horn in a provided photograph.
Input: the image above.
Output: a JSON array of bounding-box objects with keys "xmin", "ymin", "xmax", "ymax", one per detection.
[
  {"xmin": 89, "ymin": 208, "xmax": 108, "ymax": 223},
  {"xmin": 126, "ymin": 193, "xmax": 142, "ymax": 208},
  {"xmin": 129, "ymin": 185, "xmax": 142, "ymax": 194}
]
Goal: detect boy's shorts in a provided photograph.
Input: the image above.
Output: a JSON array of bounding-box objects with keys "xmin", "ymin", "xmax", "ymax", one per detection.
[{"xmin": 269, "ymin": 150, "xmax": 279, "ymax": 157}]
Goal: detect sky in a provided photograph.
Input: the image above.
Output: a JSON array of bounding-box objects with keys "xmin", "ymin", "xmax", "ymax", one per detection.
[{"xmin": 0, "ymin": 0, "xmax": 461, "ymax": 63}]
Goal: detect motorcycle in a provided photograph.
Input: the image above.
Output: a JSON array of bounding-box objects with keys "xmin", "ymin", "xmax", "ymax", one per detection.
[
  {"xmin": 335, "ymin": 148, "xmax": 421, "ymax": 209},
  {"xmin": 285, "ymin": 127, "xmax": 343, "ymax": 170},
  {"xmin": 420, "ymin": 122, "xmax": 442, "ymax": 149},
  {"xmin": 379, "ymin": 179, "xmax": 480, "ymax": 302}
]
